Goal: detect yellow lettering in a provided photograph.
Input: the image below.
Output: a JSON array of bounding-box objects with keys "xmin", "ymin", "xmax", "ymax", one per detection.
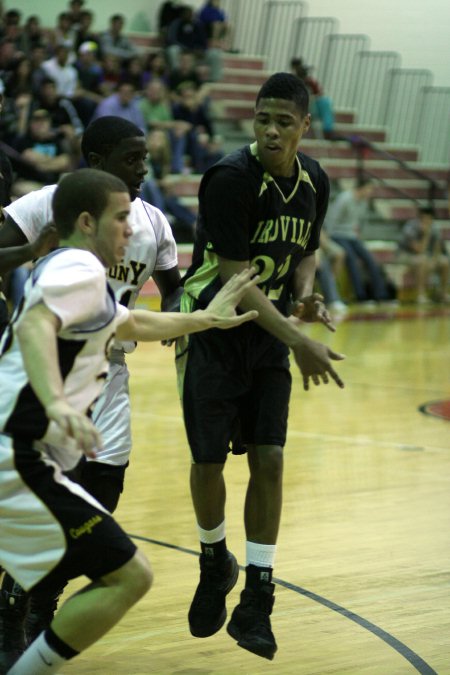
[
  {"xmin": 250, "ymin": 220, "xmax": 265, "ymax": 243},
  {"xmin": 290, "ymin": 218, "xmax": 298, "ymax": 243},
  {"xmin": 297, "ymin": 220, "xmax": 312, "ymax": 247}
]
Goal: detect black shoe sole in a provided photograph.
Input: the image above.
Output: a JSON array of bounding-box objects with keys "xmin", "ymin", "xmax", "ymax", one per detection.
[
  {"xmin": 227, "ymin": 621, "xmax": 277, "ymax": 661},
  {"xmin": 189, "ymin": 557, "xmax": 239, "ymax": 638}
]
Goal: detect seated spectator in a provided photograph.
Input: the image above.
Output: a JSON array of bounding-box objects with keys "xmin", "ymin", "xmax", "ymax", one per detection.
[
  {"xmin": 100, "ymin": 53, "xmax": 122, "ymax": 96},
  {"xmin": 50, "ymin": 12, "xmax": 77, "ymax": 61},
  {"xmin": 166, "ymin": 5, "xmax": 223, "ymax": 82},
  {"xmin": 398, "ymin": 206, "xmax": 449, "ymax": 303},
  {"xmin": 41, "ymin": 43, "xmax": 96, "ymax": 125},
  {"xmin": 139, "ymin": 78, "xmax": 191, "ymax": 173},
  {"xmin": 122, "ymin": 55, "xmax": 146, "ymax": 94},
  {"xmin": 325, "ymin": 179, "xmax": 391, "ymax": 303},
  {"xmin": 18, "ymin": 15, "xmax": 48, "ymax": 56},
  {"xmin": 142, "ymin": 50, "xmax": 170, "ymax": 87},
  {"xmin": 30, "ymin": 76, "xmax": 84, "ymax": 146},
  {"xmin": 158, "ymin": 1, "xmax": 184, "ymax": 46},
  {"xmin": 197, "ymin": 0, "xmax": 232, "ymax": 50},
  {"xmin": 99, "ymin": 14, "xmax": 138, "ymax": 64},
  {"xmin": 74, "ymin": 9, "xmax": 100, "ymax": 54},
  {"xmin": 3, "ymin": 55, "xmax": 35, "ymax": 140},
  {"xmin": 92, "ymin": 79, "xmax": 146, "ymax": 131},
  {"xmin": 12, "ymin": 108, "xmax": 72, "ymax": 195},
  {"xmin": 141, "ymin": 128, "xmax": 197, "ymax": 242},
  {"xmin": 172, "ymin": 83, "xmax": 223, "ymax": 172},
  {"xmin": 316, "ymin": 230, "xmax": 348, "ymax": 314},
  {"xmin": 74, "ymin": 41, "xmax": 105, "ymax": 103},
  {"xmin": 168, "ymin": 49, "xmax": 209, "ymax": 103},
  {"xmin": 67, "ymin": 0, "xmax": 86, "ymax": 31},
  {"xmin": 0, "ymin": 9, "xmax": 23, "ymax": 53},
  {"xmin": 291, "ymin": 56, "xmax": 336, "ymax": 140}
]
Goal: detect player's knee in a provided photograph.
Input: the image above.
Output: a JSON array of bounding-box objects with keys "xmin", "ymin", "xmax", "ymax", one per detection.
[
  {"xmin": 252, "ymin": 445, "xmax": 284, "ymax": 482},
  {"xmin": 122, "ymin": 551, "xmax": 153, "ymax": 602}
]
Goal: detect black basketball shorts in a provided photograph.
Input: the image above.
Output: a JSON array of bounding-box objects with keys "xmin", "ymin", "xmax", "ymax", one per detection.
[{"xmin": 176, "ymin": 323, "xmax": 292, "ymax": 463}]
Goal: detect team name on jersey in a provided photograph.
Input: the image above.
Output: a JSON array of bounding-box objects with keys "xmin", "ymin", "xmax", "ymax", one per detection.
[
  {"xmin": 108, "ymin": 260, "xmax": 147, "ymax": 285},
  {"xmin": 250, "ymin": 216, "xmax": 312, "ymax": 248}
]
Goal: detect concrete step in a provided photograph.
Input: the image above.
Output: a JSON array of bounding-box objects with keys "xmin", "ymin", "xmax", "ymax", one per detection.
[{"xmin": 375, "ymin": 199, "xmax": 448, "ymax": 221}]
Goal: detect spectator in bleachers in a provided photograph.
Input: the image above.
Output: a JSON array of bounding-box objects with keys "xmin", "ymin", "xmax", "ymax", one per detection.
[
  {"xmin": 290, "ymin": 57, "xmax": 336, "ymax": 140},
  {"xmin": 139, "ymin": 78, "xmax": 190, "ymax": 173},
  {"xmin": 142, "ymin": 50, "xmax": 170, "ymax": 87},
  {"xmin": 166, "ymin": 5, "xmax": 223, "ymax": 82},
  {"xmin": 67, "ymin": 0, "xmax": 86, "ymax": 31},
  {"xmin": 74, "ymin": 41, "xmax": 105, "ymax": 103},
  {"xmin": 158, "ymin": 0, "xmax": 184, "ymax": 46},
  {"xmin": 73, "ymin": 10, "xmax": 100, "ymax": 54},
  {"xmin": 172, "ymin": 82, "xmax": 223, "ymax": 172},
  {"xmin": 101, "ymin": 53, "xmax": 122, "ymax": 95},
  {"xmin": 168, "ymin": 49, "xmax": 208, "ymax": 103},
  {"xmin": 3, "ymin": 55, "xmax": 34, "ymax": 139},
  {"xmin": 92, "ymin": 79, "xmax": 146, "ymax": 132},
  {"xmin": 41, "ymin": 43, "xmax": 78, "ymax": 98},
  {"xmin": 122, "ymin": 55, "xmax": 146, "ymax": 95},
  {"xmin": 141, "ymin": 127, "xmax": 197, "ymax": 242},
  {"xmin": 99, "ymin": 14, "xmax": 137, "ymax": 64},
  {"xmin": 12, "ymin": 108, "xmax": 72, "ymax": 195},
  {"xmin": 316, "ymin": 230, "xmax": 348, "ymax": 314},
  {"xmin": 50, "ymin": 12, "xmax": 77, "ymax": 60},
  {"xmin": 325, "ymin": 178, "xmax": 391, "ymax": 303},
  {"xmin": 30, "ymin": 76, "xmax": 84, "ymax": 141},
  {"xmin": 0, "ymin": 9, "xmax": 23, "ymax": 52},
  {"xmin": 397, "ymin": 206, "xmax": 449, "ymax": 304},
  {"xmin": 18, "ymin": 15, "xmax": 48, "ymax": 56},
  {"xmin": 197, "ymin": 0, "xmax": 231, "ymax": 51}
]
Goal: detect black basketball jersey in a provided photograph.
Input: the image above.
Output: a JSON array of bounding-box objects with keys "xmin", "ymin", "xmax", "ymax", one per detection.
[{"xmin": 183, "ymin": 142, "xmax": 330, "ymax": 314}]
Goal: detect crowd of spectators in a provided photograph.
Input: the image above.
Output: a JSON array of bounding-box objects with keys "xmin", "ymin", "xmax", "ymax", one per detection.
[{"xmin": 0, "ymin": 1, "xmax": 229, "ymax": 240}]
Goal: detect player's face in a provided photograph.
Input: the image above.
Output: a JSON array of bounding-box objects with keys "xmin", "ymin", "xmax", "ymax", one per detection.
[
  {"xmin": 100, "ymin": 137, "xmax": 148, "ymax": 202},
  {"xmin": 92, "ymin": 191, "xmax": 132, "ymax": 267},
  {"xmin": 253, "ymin": 98, "xmax": 310, "ymax": 177}
]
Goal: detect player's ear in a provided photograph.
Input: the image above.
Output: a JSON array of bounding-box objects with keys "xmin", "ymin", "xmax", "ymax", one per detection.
[
  {"xmin": 78, "ymin": 211, "xmax": 96, "ymax": 234},
  {"xmin": 87, "ymin": 151, "xmax": 103, "ymax": 169}
]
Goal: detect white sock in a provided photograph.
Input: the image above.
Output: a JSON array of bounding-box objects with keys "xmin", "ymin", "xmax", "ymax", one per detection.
[
  {"xmin": 197, "ymin": 520, "xmax": 226, "ymax": 544},
  {"xmin": 9, "ymin": 632, "xmax": 69, "ymax": 674},
  {"xmin": 246, "ymin": 541, "xmax": 277, "ymax": 568}
]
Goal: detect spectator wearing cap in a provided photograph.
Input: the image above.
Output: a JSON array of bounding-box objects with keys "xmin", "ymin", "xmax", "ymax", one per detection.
[{"xmin": 75, "ymin": 41, "xmax": 105, "ymax": 102}]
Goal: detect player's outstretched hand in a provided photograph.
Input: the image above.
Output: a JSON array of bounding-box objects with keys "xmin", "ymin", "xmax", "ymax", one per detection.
[
  {"xmin": 291, "ymin": 293, "xmax": 335, "ymax": 332},
  {"xmin": 292, "ymin": 335, "xmax": 345, "ymax": 390},
  {"xmin": 204, "ymin": 267, "xmax": 259, "ymax": 329},
  {"xmin": 46, "ymin": 400, "xmax": 103, "ymax": 458}
]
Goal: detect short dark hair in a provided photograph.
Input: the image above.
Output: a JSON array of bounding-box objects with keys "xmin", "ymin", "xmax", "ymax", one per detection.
[
  {"xmin": 52, "ymin": 168, "xmax": 128, "ymax": 238},
  {"xmin": 81, "ymin": 116, "xmax": 144, "ymax": 162},
  {"xmin": 256, "ymin": 72, "xmax": 309, "ymax": 116}
]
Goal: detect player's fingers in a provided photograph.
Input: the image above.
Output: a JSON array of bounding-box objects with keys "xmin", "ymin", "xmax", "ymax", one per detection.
[
  {"xmin": 327, "ymin": 366, "xmax": 345, "ymax": 388},
  {"xmin": 312, "ymin": 375, "xmax": 320, "ymax": 386},
  {"xmin": 328, "ymin": 349, "xmax": 346, "ymax": 360},
  {"xmin": 303, "ymin": 376, "xmax": 309, "ymax": 391},
  {"xmin": 321, "ymin": 372, "xmax": 329, "ymax": 384}
]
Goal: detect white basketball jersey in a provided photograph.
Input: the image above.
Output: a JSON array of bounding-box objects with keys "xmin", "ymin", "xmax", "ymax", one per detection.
[{"xmin": 0, "ymin": 249, "xmax": 129, "ymax": 468}]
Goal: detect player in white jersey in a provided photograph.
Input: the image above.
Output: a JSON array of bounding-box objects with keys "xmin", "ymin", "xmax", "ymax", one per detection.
[
  {"xmin": 0, "ymin": 168, "xmax": 258, "ymax": 674},
  {"xmin": 0, "ymin": 117, "xmax": 182, "ymax": 658}
]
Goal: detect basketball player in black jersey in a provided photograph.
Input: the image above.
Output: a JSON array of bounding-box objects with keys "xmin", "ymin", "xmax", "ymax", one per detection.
[{"xmin": 176, "ymin": 72, "xmax": 345, "ymax": 660}]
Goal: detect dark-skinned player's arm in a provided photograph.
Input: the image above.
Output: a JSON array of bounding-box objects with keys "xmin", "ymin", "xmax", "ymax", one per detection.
[
  {"xmin": 217, "ymin": 256, "xmax": 345, "ymax": 391},
  {"xmin": 288, "ymin": 253, "xmax": 336, "ymax": 333},
  {"xmin": 0, "ymin": 214, "xmax": 58, "ymax": 275}
]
